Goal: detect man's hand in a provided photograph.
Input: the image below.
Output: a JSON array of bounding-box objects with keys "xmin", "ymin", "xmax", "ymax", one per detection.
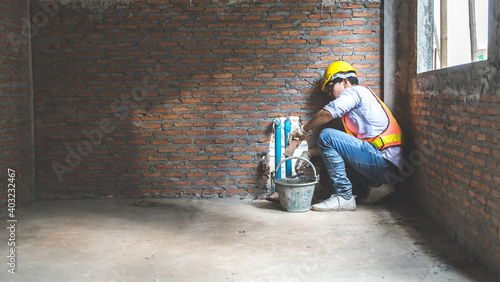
[
  {"xmin": 287, "ymin": 125, "xmax": 308, "ymax": 145},
  {"xmin": 295, "ymin": 151, "xmax": 311, "ymax": 174}
]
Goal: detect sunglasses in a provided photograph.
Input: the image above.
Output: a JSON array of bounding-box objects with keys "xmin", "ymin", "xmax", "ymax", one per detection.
[{"xmin": 327, "ymin": 83, "xmax": 338, "ymax": 91}]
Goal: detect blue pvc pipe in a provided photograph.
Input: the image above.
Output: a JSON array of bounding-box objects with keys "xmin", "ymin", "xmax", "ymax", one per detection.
[
  {"xmin": 284, "ymin": 119, "xmax": 291, "ymax": 177},
  {"xmin": 273, "ymin": 118, "xmax": 282, "ymax": 180}
]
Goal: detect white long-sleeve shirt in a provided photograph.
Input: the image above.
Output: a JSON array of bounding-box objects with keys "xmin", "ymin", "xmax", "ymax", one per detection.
[{"xmin": 323, "ymin": 85, "xmax": 403, "ymax": 170}]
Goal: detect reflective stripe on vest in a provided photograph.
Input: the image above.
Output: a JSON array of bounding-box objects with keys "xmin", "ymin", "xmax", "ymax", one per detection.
[{"xmin": 341, "ymin": 86, "xmax": 403, "ymax": 150}]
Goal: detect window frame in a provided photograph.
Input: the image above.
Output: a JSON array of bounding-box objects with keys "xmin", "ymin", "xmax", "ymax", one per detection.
[{"xmin": 417, "ymin": 0, "xmax": 498, "ymax": 97}]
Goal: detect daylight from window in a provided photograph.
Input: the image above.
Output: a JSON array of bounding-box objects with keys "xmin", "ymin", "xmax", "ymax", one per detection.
[{"xmin": 433, "ymin": 0, "xmax": 489, "ymax": 69}]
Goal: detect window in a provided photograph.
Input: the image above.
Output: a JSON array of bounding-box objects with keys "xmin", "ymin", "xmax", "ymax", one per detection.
[{"xmin": 418, "ymin": 0, "xmax": 489, "ymax": 73}]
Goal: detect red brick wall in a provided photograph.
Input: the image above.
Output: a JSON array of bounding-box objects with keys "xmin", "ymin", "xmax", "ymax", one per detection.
[
  {"xmin": 31, "ymin": 0, "xmax": 382, "ymax": 198},
  {"xmin": 409, "ymin": 91, "xmax": 500, "ymax": 273},
  {"xmin": 0, "ymin": 0, "xmax": 35, "ymax": 208},
  {"xmin": 402, "ymin": 0, "xmax": 500, "ymax": 275}
]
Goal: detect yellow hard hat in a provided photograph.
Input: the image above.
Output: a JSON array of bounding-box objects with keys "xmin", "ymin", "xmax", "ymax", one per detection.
[{"xmin": 321, "ymin": 61, "xmax": 358, "ymax": 93}]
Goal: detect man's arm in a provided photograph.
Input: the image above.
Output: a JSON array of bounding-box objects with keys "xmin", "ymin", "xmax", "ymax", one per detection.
[{"xmin": 303, "ymin": 109, "xmax": 333, "ymax": 132}]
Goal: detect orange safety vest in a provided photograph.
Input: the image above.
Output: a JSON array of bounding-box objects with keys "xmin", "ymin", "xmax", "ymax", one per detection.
[{"xmin": 342, "ymin": 86, "xmax": 403, "ymax": 150}]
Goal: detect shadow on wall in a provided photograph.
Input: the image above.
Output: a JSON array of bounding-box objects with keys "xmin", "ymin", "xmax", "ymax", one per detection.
[
  {"xmin": 31, "ymin": 0, "xmax": 382, "ymax": 199},
  {"xmin": 0, "ymin": 0, "xmax": 36, "ymax": 208}
]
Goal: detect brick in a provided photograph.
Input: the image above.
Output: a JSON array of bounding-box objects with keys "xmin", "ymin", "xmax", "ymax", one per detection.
[
  {"xmin": 287, "ymin": 39, "xmax": 307, "ymax": 44},
  {"xmin": 344, "ymin": 20, "xmax": 364, "ymax": 26},
  {"xmin": 332, "ymin": 30, "xmax": 352, "ymax": 36},
  {"xmin": 321, "ymin": 40, "xmax": 341, "ymax": 45},
  {"xmin": 353, "ymin": 12, "xmax": 373, "ymax": 18},
  {"xmin": 344, "ymin": 38, "xmax": 363, "ymax": 44},
  {"xmin": 301, "ymin": 22, "xmax": 321, "ymax": 27},
  {"xmin": 217, "ymin": 180, "xmax": 234, "ymax": 185},
  {"xmin": 186, "ymin": 172, "xmax": 205, "ymax": 178},
  {"xmin": 354, "ymin": 29, "xmax": 373, "ymax": 34},
  {"xmin": 226, "ymin": 188, "xmax": 245, "ymax": 194},
  {"xmin": 229, "ymin": 171, "xmax": 248, "ymax": 176},
  {"xmin": 203, "ymin": 188, "xmax": 222, "ymax": 193},
  {"xmin": 310, "ymin": 31, "xmax": 330, "ymax": 36},
  {"xmin": 332, "ymin": 13, "xmax": 351, "ymax": 18}
]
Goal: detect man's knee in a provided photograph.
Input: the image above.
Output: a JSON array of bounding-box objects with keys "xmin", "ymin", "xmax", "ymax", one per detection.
[{"xmin": 318, "ymin": 128, "xmax": 343, "ymax": 148}]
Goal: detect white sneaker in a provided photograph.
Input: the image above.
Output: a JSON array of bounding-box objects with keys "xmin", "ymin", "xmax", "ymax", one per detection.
[
  {"xmin": 311, "ymin": 194, "xmax": 356, "ymax": 211},
  {"xmin": 359, "ymin": 183, "xmax": 395, "ymax": 205}
]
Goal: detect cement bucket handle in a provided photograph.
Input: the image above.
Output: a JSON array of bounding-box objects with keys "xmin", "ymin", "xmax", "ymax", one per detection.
[{"xmin": 274, "ymin": 156, "xmax": 319, "ymax": 182}]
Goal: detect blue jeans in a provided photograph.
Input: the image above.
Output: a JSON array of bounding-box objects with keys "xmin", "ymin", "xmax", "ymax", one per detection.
[{"xmin": 318, "ymin": 128, "xmax": 394, "ymax": 200}]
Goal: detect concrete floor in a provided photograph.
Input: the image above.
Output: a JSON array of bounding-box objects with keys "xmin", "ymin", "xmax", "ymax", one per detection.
[{"xmin": 0, "ymin": 197, "xmax": 497, "ymax": 282}]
